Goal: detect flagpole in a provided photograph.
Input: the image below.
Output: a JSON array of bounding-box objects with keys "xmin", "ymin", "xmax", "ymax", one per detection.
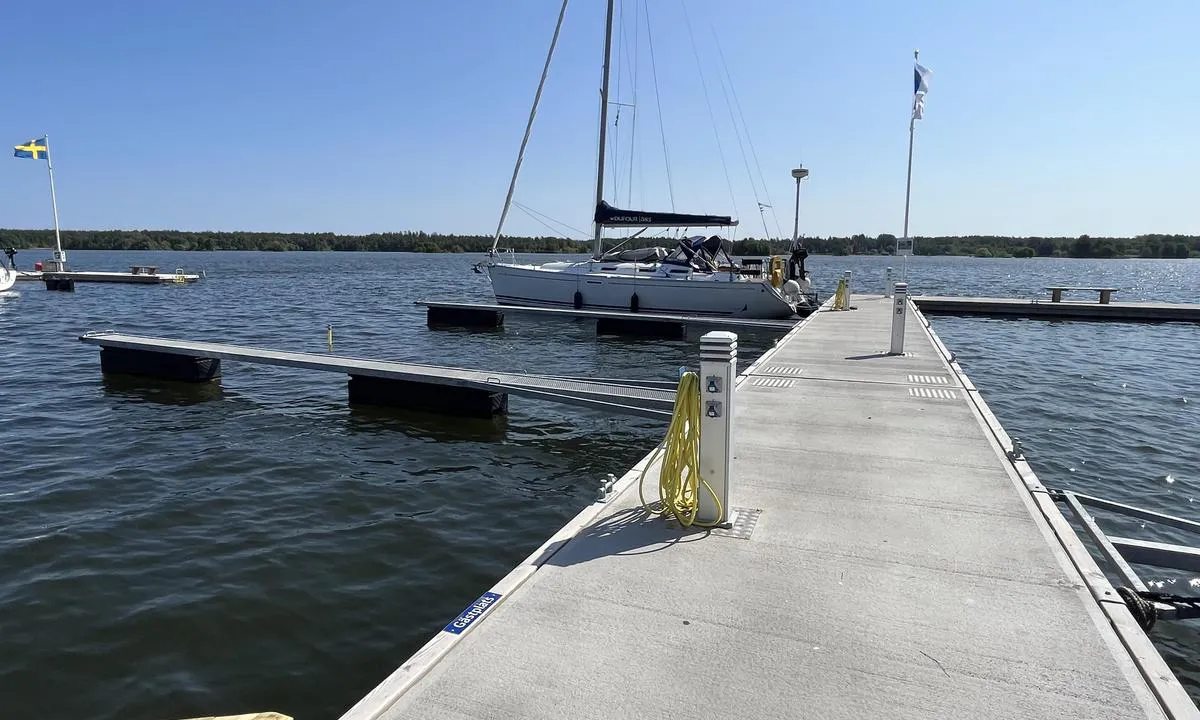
[
  {"xmin": 900, "ymin": 49, "xmax": 919, "ymax": 281},
  {"xmin": 44, "ymin": 134, "xmax": 65, "ymax": 269},
  {"xmin": 901, "ymin": 112, "xmax": 914, "ymax": 281}
]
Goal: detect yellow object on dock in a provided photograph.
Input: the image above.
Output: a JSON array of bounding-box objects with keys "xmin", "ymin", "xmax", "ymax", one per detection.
[
  {"xmin": 637, "ymin": 371, "xmax": 722, "ymax": 528},
  {"xmin": 830, "ymin": 276, "xmax": 850, "ymax": 310}
]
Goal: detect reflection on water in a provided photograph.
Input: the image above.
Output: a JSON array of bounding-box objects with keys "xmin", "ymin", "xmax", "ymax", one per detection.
[
  {"xmin": 422, "ymin": 323, "xmax": 506, "ymax": 337},
  {"xmin": 101, "ymin": 374, "xmax": 226, "ymax": 406},
  {"xmin": 344, "ymin": 404, "xmax": 510, "ymax": 443}
]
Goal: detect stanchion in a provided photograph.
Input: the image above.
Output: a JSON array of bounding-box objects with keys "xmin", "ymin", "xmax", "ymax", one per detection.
[{"xmin": 889, "ymin": 283, "xmax": 908, "ymax": 355}]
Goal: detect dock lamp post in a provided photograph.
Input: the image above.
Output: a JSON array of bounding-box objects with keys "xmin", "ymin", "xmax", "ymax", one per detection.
[{"xmin": 790, "ymin": 166, "xmax": 809, "ymax": 247}]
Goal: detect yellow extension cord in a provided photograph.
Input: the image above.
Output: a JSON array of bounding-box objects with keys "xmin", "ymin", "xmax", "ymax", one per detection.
[
  {"xmin": 831, "ymin": 277, "xmax": 849, "ymax": 310},
  {"xmin": 638, "ymin": 371, "xmax": 725, "ymax": 528}
]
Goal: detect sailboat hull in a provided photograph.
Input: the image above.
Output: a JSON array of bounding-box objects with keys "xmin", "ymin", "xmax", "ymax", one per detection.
[{"xmin": 486, "ymin": 262, "xmax": 799, "ymax": 319}]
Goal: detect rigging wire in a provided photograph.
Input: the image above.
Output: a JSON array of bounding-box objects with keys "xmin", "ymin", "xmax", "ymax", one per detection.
[
  {"xmin": 488, "ymin": 0, "xmax": 571, "ymax": 255},
  {"xmin": 679, "ymin": 0, "xmax": 739, "ymax": 225},
  {"xmin": 709, "ymin": 19, "xmax": 785, "ymax": 240},
  {"xmin": 710, "ymin": 47, "xmax": 770, "ymax": 240},
  {"xmin": 514, "ymin": 206, "xmax": 571, "ymax": 241},
  {"xmin": 643, "ymin": 1, "xmax": 676, "ymax": 212},
  {"xmin": 609, "ymin": 0, "xmax": 625, "ymax": 205},
  {"xmin": 513, "ymin": 201, "xmax": 589, "ymax": 240}
]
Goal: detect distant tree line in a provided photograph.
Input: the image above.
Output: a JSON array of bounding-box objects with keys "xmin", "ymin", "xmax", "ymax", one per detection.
[
  {"xmin": 0, "ymin": 229, "xmax": 583, "ymax": 254},
  {"xmin": 0, "ymin": 228, "xmax": 1195, "ymax": 259},
  {"xmin": 734, "ymin": 233, "xmax": 1198, "ymax": 259}
]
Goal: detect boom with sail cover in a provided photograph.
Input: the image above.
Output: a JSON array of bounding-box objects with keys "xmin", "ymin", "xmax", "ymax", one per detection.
[{"xmin": 593, "ymin": 200, "xmax": 737, "ymax": 228}]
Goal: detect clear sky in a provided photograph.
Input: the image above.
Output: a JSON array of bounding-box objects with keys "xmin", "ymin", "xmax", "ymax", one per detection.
[{"xmin": 0, "ymin": 0, "xmax": 1196, "ymax": 239}]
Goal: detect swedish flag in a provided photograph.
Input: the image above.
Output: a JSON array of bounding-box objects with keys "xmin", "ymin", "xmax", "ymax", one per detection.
[{"xmin": 14, "ymin": 137, "xmax": 49, "ymax": 160}]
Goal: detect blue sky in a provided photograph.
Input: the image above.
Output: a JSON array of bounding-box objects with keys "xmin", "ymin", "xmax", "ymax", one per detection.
[{"xmin": 0, "ymin": 0, "xmax": 1196, "ymax": 239}]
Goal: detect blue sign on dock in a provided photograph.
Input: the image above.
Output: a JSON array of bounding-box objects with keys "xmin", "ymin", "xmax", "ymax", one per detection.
[{"xmin": 443, "ymin": 591, "xmax": 503, "ymax": 635}]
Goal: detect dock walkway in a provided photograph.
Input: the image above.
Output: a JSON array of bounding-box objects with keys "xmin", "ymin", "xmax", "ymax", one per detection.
[
  {"xmin": 914, "ymin": 295, "xmax": 1200, "ymax": 322},
  {"xmin": 343, "ymin": 295, "xmax": 1194, "ymax": 720},
  {"xmin": 21, "ymin": 270, "xmax": 201, "ymax": 284}
]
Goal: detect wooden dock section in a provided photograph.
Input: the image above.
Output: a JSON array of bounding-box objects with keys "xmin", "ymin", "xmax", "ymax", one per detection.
[
  {"xmin": 342, "ymin": 294, "xmax": 1196, "ymax": 720},
  {"xmin": 915, "ymin": 295, "xmax": 1200, "ymax": 322}
]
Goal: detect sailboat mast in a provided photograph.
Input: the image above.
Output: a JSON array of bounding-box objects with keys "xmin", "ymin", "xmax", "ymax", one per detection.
[{"xmin": 590, "ymin": 0, "xmax": 616, "ymax": 260}]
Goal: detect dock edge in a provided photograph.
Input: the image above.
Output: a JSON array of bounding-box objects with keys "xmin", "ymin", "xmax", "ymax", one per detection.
[{"xmin": 911, "ymin": 301, "xmax": 1199, "ymax": 720}]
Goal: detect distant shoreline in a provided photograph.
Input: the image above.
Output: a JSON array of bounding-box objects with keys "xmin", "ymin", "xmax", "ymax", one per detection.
[{"xmin": 2, "ymin": 229, "xmax": 1196, "ymax": 259}]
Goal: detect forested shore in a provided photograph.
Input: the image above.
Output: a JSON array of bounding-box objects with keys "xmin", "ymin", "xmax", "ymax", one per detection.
[{"xmin": 0, "ymin": 228, "xmax": 1195, "ymax": 258}]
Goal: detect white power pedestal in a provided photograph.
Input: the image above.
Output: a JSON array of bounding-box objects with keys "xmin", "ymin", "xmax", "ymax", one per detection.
[
  {"xmin": 890, "ymin": 282, "xmax": 909, "ymax": 355},
  {"xmin": 698, "ymin": 331, "xmax": 737, "ymax": 527}
]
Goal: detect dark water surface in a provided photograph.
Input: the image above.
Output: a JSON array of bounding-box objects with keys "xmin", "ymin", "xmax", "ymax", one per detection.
[{"xmin": 1, "ymin": 251, "xmax": 1197, "ymax": 718}]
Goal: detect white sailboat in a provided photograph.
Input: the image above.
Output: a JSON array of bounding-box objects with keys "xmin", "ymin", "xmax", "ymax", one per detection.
[{"xmin": 479, "ymin": 0, "xmax": 816, "ymax": 320}]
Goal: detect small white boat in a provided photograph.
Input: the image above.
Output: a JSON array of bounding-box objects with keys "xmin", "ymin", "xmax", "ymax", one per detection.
[{"xmin": 0, "ymin": 260, "xmax": 15, "ymax": 293}]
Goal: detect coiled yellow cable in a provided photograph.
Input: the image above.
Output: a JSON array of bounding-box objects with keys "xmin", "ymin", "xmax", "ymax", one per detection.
[
  {"xmin": 831, "ymin": 277, "xmax": 848, "ymax": 310},
  {"xmin": 638, "ymin": 371, "xmax": 724, "ymax": 528}
]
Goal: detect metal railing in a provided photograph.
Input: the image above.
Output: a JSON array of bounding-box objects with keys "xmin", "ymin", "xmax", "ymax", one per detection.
[{"xmin": 1053, "ymin": 488, "xmax": 1200, "ymax": 629}]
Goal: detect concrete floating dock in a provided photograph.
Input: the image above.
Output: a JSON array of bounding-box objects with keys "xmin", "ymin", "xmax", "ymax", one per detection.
[
  {"xmin": 78, "ymin": 332, "xmax": 677, "ymax": 419},
  {"xmin": 18, "ymin": 269, "xmax": 201, "ymax": 286},
  {"xmin": 45, "ymin": 270, "xmax": 201, "ymax": 285},
  {"xmin": 914, "ymin": 295, "xmax": 1200, "ymax": 323},
  {"xmin": 417, "ymin": 300, "xmax": 801, "ymax": 337},
  {"xmin": 343, "ymin": 294, "xmax": 1196, "ymax": 720}
]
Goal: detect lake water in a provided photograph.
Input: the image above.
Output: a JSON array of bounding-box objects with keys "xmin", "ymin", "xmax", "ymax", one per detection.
[{"xmin": 1, "ymin": 251, "xmax": 1197, "ymax": 718}]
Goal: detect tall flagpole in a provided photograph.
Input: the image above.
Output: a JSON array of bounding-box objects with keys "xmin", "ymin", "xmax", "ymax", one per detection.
[
  {"xmin": 900, "ymin": 49, "xmax": 920, "ymax": 281},
  {"xmin": 901, "ymin": 106, "xmax": 914, "ymax": 280},
  {"xmin": 902, "ymin": 54, "xmax": 916, "ymax": 242},
  {"xmin": 44, "ymin": 134, "xmax": 66, "ymax": 269}
]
